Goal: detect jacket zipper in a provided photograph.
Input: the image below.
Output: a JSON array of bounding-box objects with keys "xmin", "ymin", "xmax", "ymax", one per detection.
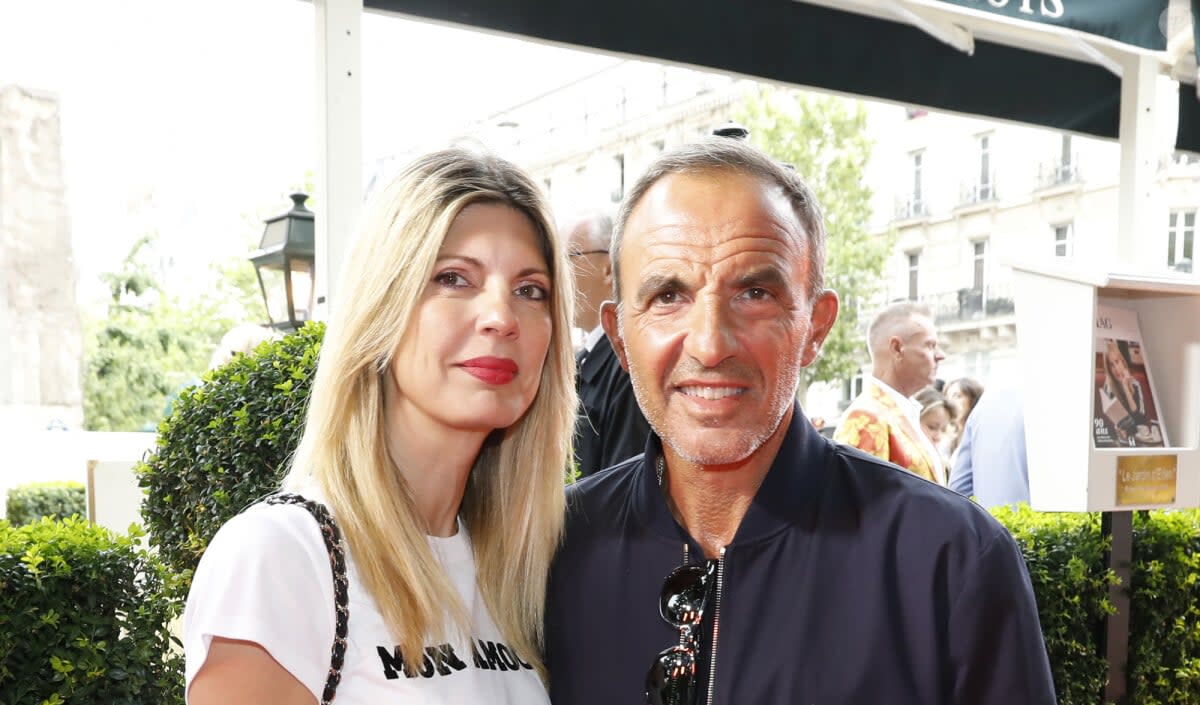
[{"xmin": 706, "ymin": 546, "xmax": 726, "ymax": 705}]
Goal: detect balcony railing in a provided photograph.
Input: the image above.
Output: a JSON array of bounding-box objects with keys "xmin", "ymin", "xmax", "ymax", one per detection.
[
  {"xmin": 859, "ymin": 282, "xmax": 1016, "ymax": 332},
  {"xmin": 1036, "ymin": 156, "xmax": 1080, "ymax": 188},
  {"xmin": 893, "ymin": 197, "xmax": 929, "ymax": 220},
  {"xmin": 920, "ymin": 282, "xmax": 1015, "ymax": 325},
  {"xmin": 959, "ymin": 174, "xmax": 997, "ymax": 206}
]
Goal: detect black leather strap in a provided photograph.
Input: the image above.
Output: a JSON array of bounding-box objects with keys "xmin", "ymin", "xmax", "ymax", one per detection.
[{"xmin": 264, "ymin": 493, "xmax": 349, "ymax": 704}]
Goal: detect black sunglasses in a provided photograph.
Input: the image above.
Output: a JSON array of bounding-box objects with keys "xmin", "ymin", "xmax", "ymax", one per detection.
[{"xmin": 645, "ymin": 558, "xmax": 719, "ymax": 705}]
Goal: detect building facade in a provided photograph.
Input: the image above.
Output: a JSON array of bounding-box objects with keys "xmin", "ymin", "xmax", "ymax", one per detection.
[
  {"xmin": 366, "ymin": 61, "xmax": 1200, "ymax": 420},
  {"xmin": 0, "ymin": 85, "xmax": 83, "ymax": 432},
  {"xmin": 864, "ymin": 104, "xmax": 1200, "ymax": 393}
]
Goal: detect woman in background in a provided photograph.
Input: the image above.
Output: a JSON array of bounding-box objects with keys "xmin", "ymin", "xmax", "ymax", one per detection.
[
  {"xmin": 915, "ymin": 386, "xmax": 957, "ymax": 469},
  {"xmin": 944, "ymin": 376, "xmax": 984, "ymax": 463},
  {"xmin": 184, "ymin": 149, "xmax": 576, "ymax": 705}
]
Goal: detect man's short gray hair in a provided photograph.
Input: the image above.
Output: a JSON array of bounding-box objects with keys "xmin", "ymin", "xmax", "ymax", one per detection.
[
  {"xmin": 867, "ymin": 301, "xmax": 934, "ymax": 359},
  {"xmin": 562, "ymin": 210, "xmax": 614, "ymax": 252},
  {"xmin": 610, "ymin": 137, "xmax": 826, "ymax": 303}
]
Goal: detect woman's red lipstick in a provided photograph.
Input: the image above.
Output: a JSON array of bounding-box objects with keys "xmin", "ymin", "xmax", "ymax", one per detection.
[{"xmin": 460, "ymin": 357, "xmax": 519, "ymax": 385}]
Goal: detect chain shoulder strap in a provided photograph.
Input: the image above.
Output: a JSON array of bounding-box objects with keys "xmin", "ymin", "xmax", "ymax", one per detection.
[{"xmin": 263, "ymin": 493, "xmax": 349, "ymax": 705}]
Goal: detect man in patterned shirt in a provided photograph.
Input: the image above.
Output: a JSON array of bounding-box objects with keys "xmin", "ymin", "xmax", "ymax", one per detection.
[{"xmin": 834, "ymin": 301, "xmax": 947, "ymax": 484}]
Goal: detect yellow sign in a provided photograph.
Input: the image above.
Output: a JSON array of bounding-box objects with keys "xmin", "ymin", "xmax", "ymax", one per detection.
[{"xmin": 1116, "ymin": 455, "xmax": 1177, "ymax": 506}]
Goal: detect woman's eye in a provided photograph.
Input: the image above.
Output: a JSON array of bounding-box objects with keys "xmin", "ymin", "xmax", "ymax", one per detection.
[
  {"xmin": 515, "ymin": 284, "xmax": 548, "ymax": 301},
  {"xmin": 434, "ymin": 271, "xmax": 468, "ymax": 288}
]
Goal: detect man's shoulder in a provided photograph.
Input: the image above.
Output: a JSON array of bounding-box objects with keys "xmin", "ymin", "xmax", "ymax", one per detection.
[
  {"xmin": 832, "ymin": 402, "xmax": 893, "ymax": 446},
  {"xmin": 567, "ymin": 455, "xmax": 644, "ymax": 512},
  {"xmin": 826, "ymin": 441, "xmax": 1005, "ymax": 543}
]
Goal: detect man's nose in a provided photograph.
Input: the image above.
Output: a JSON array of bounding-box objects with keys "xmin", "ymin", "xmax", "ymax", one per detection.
[{"xmin": 682, "ymin": 297, "xmax": 735, "ymax": 367}]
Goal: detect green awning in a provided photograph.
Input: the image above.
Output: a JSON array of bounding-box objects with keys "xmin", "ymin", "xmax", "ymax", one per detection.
[
  {"xmin": 933, "ymin": 0, "xmax": 1168, "ymax": 50},
  {"xmin": 366, "ymin": 0, "xmax": 1197, "ymax": 152}
]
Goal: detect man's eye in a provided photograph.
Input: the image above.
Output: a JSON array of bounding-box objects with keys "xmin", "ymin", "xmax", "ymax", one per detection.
[
  {"xmin": 652, "ymin": 291, "xmax": 678, "ymax": 305},
  {"xmin": 745, "ymin": 287, "xmax": 771, "ymax": 300}
]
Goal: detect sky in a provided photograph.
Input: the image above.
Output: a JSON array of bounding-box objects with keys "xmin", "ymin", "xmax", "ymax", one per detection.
[{"xmin": 0, "ymin": 0, "xmax": 619, "ymax": 305}]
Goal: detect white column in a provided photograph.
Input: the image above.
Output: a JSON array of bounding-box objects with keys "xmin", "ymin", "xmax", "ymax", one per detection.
[
  {"xmin": 1114, "ymin": 53, "xmax": 1166, "ymax": 274},
  {"xmin": 314, "ymin": 0, "xmax": 363, "ymax": 317}
]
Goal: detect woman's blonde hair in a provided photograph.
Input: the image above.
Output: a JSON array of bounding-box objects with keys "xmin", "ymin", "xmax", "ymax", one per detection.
[{"xmin": 284, "ymin": 148, "xmax": 575, "ymax": 680}]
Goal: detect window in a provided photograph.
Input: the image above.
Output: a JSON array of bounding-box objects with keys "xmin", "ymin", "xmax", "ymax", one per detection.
[
  {"xmin": 612, "ymin": 154, "xmax": 625, "ymax": 203},
  {"xmin": 911, "ymin": 151, "xmax": 924, "ymax": 206},
  {"xmin": 978, "ymin": 134, "xmax": 993, "ymax": 199},
  {"xmin": 972, "ymin": 240, "xmax": 987, "ymax": 291},
  {"xmin": 1057, "ymin": 134, "xmax": 1076, "ymax": 183},
  {"xmin": 1167, "ymin": 210, "xmax": 1197, "ymax": 268},
  {"xmin": 1054, "ymin": 223, "xmax": 1073, "ymax": 258},
  {"xmin": 908, "ymin": 252, "xmax": 920, "ymax": 300}
]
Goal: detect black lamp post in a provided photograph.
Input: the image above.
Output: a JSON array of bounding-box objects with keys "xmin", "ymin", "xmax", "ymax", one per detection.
[{"xmin": 250, "ymin": 193, "xmax": 316, "ymax": 332}]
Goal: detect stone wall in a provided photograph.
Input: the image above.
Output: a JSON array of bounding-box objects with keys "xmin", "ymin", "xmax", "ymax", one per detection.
[{"xmin": 0, "ymin": 85, "xmax": 83, "ymax": 431}]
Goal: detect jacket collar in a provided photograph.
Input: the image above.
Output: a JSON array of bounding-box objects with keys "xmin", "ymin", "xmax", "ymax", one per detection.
[
  {"xmin": 577, "ymin": 334, "xmax": 615, "ymax": 384},
  {"xmin": 632, "ymin": 403, "xmax": 831, "ymax": 545}
]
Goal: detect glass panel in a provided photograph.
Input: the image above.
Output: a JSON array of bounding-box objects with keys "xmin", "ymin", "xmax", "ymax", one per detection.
[
  {"xmin": 257, "ymin": 267, "xmax": 289, "ymax": 326},
  {"xmin": 287, "ymin": 259, "xmax": 315, "ymax": 322}
]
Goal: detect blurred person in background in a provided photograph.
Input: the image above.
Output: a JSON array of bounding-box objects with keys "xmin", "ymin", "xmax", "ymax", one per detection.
[{"xmin": 565, "ymin": 209, "xmax": 650, "ymax": 477}]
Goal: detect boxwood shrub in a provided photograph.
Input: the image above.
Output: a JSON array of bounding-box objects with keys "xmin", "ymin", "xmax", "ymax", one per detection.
[
  {"xmin": 136, "ymin": 321, "xmax": 322, "ymax": 578},
  {"xmin": 0, "ymin": 516, "xmax": 183, "ymax": 705},
  {"xmin": 994, "ymin": 505, "xmax": 1114, "ymax": 704},
  {"xmin": 6, "ymin": 481, "xmax": 87, "ymax": 526}
]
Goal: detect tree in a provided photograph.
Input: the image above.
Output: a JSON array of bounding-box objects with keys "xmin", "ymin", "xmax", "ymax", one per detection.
[
  {"xmin": 82, "ymin": 234, "xmax": 264, "ymax": 431},
  {"xmin": 734, "ymin": 88, "xmax": 893, "ymax": 396}
]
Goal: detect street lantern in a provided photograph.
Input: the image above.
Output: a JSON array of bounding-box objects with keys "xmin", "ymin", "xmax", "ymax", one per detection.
[{"xmin": 250, "ymin": 193, "xmax": 316, "ymax": 332}]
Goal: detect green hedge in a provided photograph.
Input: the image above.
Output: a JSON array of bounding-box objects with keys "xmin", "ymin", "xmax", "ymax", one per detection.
[
  {"xmin": 6, "ymin": 481, "xmax": 87, "ymax": 526},
  {"xmin": 0, "ymin": 517, "xmax": 183, "ymax": 705},
  {"xmin": 136, "ymin": 321, "xmax": 322, "ymax": 577},
  {"xmin": 994, "ymin": 505, "xmax": 1114, "ymax": 704}
]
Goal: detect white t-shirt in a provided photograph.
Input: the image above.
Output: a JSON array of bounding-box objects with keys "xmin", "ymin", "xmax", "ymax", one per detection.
[{"xmin": 183, "ymin": 497, "xmax": 550, "ymax": 705}]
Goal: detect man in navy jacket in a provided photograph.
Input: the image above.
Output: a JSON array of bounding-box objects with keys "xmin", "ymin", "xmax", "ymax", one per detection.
[{"xmin": 544, "ymin": 137, "xmax": 1055, "ymax": 705}]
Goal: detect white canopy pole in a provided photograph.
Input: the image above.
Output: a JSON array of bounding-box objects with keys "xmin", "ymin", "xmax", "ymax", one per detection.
[
  {"xmin": 1114, "ymin": 52, "xmax": 1166, "ymax": 274},
  {"xmin": 314, "ymin": 0, "xmax": 363, "ymax": 317}
]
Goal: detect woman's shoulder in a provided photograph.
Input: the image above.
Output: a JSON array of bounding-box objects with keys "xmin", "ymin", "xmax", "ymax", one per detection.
[{"xmin": 202, "ymin": 495, "xmax": 331, "ymax": 571}]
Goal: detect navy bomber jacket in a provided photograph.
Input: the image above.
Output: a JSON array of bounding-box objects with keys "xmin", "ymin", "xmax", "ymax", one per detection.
[{"xmin": 544, "ymin": 405, "xmax": 1056, "ymax": 705}]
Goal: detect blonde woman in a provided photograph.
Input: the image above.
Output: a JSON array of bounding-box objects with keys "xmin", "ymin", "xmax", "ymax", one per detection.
[{"xmin": 184, "ymin": 149, "xmax": 576, "ymax": 705}]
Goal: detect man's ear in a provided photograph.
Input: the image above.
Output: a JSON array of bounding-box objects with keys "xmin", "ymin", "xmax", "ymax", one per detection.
[
  {"xmin": 600, "ymin": 301, "xmax": 630, "ymax": 371},
  {"xmin": 801, "ymin": 290, "xmax": 840, "ymax": 367}
]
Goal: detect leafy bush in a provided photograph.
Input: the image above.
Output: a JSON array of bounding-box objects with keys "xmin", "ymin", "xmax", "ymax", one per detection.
[
  {"xmin": 136, "ymin": 322, "xmax": 322, "ymax": 577},
  {"xmin": 1127, "ymin": 509, "xmax": 1200, "ymax": 704},
  {"xmin": 0, "ymin": 517, "xmax": 183, "ymax": 705},
  {"xmin": 994, "ymin": 506, "xmax": 1114, "ymax": 704},
  {"xmin": 6, "ymin": 481, "xmax": 87, "ymax": 526}
]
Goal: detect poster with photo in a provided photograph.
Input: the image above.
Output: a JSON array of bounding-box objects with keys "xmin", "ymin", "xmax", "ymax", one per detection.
[{"xmin": 1093, "ymin": 302, "xmax": 1169, "ymax": 448}]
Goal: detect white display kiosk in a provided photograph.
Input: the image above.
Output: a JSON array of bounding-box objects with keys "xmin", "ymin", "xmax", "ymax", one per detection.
[
  {"xmin": 1012, "ymin": 263, "xmax": 1200, "ymax": 512},
  {"xmin": 1012, "ymin": 262, "xmax": 1200, "ymax": 702}
]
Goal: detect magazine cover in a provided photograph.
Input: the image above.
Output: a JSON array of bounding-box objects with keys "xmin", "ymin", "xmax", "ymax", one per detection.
[{"xmin": 1093, "ymin": 302, "xmax": 1168, "ymax": 448}]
